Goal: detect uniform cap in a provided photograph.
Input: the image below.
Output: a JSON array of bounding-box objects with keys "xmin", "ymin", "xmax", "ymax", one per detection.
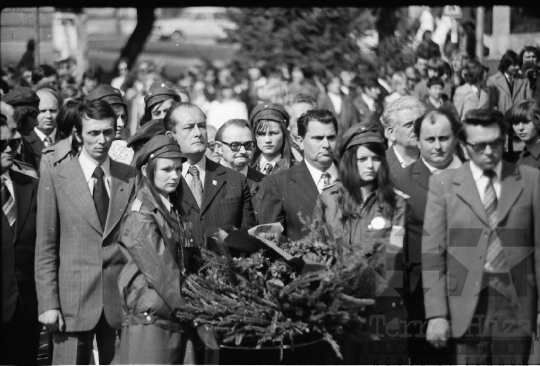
[
  {"xmin": 339, "ymin": 121, "xmax": 385, "ymax": 156},
  {"xmin": 135, "ymin": 135, "xmax": 186, "ymax": 170},
  {"xmin": 126, "ymin": 119, "xmax": 167, "ymax": 149},
  {"xmin": 2, "ymin": 87, "xmax": 40, "ymax": 112},
  {"xmin": 86, "ymin": 85, "xmax": 127, "ymax": 111},
  {"xmin": 144, "ymin": 85, "xmax": 181, "ymax": 114},
  {"xmin": 249, "ymin": 103, "xmax": 290, "ymax": 128}
]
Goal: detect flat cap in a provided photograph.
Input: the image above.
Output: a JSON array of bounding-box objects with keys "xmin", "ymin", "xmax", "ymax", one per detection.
[
  {"xmin": 135, "ymin": 135, "xmax": 186, "ymax": 170},
  {"xmin": 126, "ymin": 118, "xmax": 167, "ymax": 149},
  {"xmin": 86, "ymin": 85, "xmax": 127, "ymax": 110},
  {"xmin": 339, "ymin": 121, "xmax": 385, "ymax": 156},
  {"xmin": 249, "ymin": 103, "xmax": 290, "ymax": 128},
  {"xmin": 144, "ymin": 85, "xmax": 181, "ymax": 114},
  {"xmin": 2, "ymin": 87, "xmax": 40, "ymax": 112}
]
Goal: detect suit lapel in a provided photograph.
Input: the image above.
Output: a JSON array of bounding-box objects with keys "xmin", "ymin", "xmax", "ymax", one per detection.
[
  {"xmin": 453, "ymin": 162, "xmax": 490, "ymax": 227},
  {"xmin": 512, "ymin": 77, "xmax": 526, "ymax": 101},
  {"xmin": 495, "ymin": 72, "xmax": 512, "ymax": 99},
  {"xmin": 102, "ymin": 160, "xmax": 134, "ymax": 239},
  {"xmin": 1, "ymin": 210, "xmax": 12, "ymax": 235},
  {"xmin": 58, "ymin": 158, "xmax": 103, "ymax": 235},
  {"xmin": 291, "ymin": 161, "xmax": 319, "ymax": 215},
  {"xmin": 412, "ymin": 160, "xmax": 431, "ymax": 191},
  {"xmin": 180, "ymin": 177, "xmax": 199, "ymax": 213},
  {"xmin": 11, "ymin": 172, "xmax": 35, "ymax": 242},
  {"xmin": 497, "ymin": 162, "xmax": 524, "ymax": 225},
  {"xmin": 27, "ymin": 130, "xmax": 45, "ymax": 157},
  {"xmin": 200, "ymin": 159, "xmax": 226, "ymax": 215}
]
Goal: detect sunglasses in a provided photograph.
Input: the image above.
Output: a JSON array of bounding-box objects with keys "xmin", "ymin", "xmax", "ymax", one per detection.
[
  {"xmin": 219, "ymin": 140, "xmax": 255, "ymax": 152},
  {"xmin": 0, "ymin": 138, "xmax": 21, "ymax": 152},
  {"xmin": 464, "ymin": 138, "xmax": 505, "ymax": 154}
]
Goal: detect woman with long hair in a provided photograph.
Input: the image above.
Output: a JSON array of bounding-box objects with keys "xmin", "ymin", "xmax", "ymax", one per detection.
[
  {"xmin": 249, "ymin": 103, "xmax": 295, "ymax": 174},
  {"xmin": 506, "ymin": 99, "xmax": 540, "ymax": 169},
  {"xmin": 118, "ymin": 135, "xmax": 196, "ymax": 364},
  {"xmin": 312, "ymin": 122, "xmax": 407, "ymax": 364}
]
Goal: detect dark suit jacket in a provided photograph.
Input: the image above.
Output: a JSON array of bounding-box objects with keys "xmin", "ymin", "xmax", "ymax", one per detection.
[
  {"xmin": 23, "ymin": 130, "xmax": 46, "ymax": 169},
  {"xmin": 386, "ymin": 145, "xmax": 405, "ymax": 185},
  {"xmin": 257, "ymin": 160, "xmax": 319, "ymax": 241},
  {"xmin": 422, "ymin": 162, "xmax": 540, "ymax": 338},
  {"xmin": 247, "ymin": 166, "xmax": 265, "ymax": 218},
  {"xmin": 2, "ymin": 170, "xmax": 39, "ymax": 323},
  {"xmin": 318, "ymin": 93, "xmax": 360, "ymax": 144},
  {"xmin": 176, "ymin": 158, "xmax": 256, "ymax": 246},
  {"xmin": 351, "ymin": 93, "xmax": 383, "ymax": 125},
  {"xmin": 16, "ymin": 138, "xmax": 39, "ymax": 173},
  {"xmin": 35, "ymin": 157, "xmax": 138, "ymax": 331}
]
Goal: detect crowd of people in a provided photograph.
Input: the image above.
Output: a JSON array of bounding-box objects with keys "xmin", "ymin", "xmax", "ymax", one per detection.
[{"xmin": 1, "ymin": 38, "xmax": 540, "ymax": 365}]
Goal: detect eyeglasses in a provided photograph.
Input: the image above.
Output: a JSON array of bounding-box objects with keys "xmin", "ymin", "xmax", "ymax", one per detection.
[
  {"xmin": 464, "ymin": 138, "xmax": 505, "ymax": 153},
  {"xmin": 0, "ymin": 138, "xmax": 22, "ymax": 152},
  {"xmin": 219, "ymin": 140, "xmax": 255, "ymax": 152}
]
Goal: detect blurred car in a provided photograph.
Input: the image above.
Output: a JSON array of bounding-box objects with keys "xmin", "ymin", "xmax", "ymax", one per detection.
[{"xmin": 153, "ymin": 7, "xmax": 235, "ymax": 42}]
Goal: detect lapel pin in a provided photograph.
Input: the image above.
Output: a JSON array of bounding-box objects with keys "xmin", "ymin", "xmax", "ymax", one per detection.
[{"xmin": 212, "ymin": 180, "xmax": 217, "ymax": 185}]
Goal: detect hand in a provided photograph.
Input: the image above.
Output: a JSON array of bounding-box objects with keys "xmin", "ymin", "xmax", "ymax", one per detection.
[
  {"xmin": 427, "ymin": 317, "xmax": 450, "ymax": 349},
  {"xmin": 39, "ymin": 309, "xmax": 65, "ymax": 332}
]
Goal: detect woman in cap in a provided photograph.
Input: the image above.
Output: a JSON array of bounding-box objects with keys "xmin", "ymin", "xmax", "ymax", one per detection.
[
  {"xmin": 117, "ymin": 135, "xmax": 196, "ymax": 364},
  {"xmin": 506, "ymin": 99, "xmax": 540, "ymax": 169},
  {"xmin": 141, "ymin": 85, "xmax": 182, "ymax": 126},
  {"xmin": 312, "ymin": 122, "xmax": 407, "ymax": 364},
  {"xmin": 249, "ymin": 103, "xmax": 295, "ymax": 175}
]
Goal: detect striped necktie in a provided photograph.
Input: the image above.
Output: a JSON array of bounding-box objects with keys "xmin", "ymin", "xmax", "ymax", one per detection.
[
  {"xmin": 1, "ymin": 176, "xmax": 16, "ymax": 227},
  {"xmin": 482, "ymin": 170, "xmax": 507, "ymax": 272},
  {"xmin": 263, "ymin": 163, "xmax": 273, "ymax": 175},
  {"xmin": 188, "ymin": 165, "xmax": 203, "ymax": 208},
  {"xmin": 44, "ymin": 135, "xmax": 53, "ymax": 148}
]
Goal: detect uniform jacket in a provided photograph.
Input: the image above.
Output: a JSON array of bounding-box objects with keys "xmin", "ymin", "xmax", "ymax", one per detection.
[
  {"xmin": 422, "ymin": 161, "xmax": 540, "ymax": 338},
  {"xmin": 257, "ymin": 160, "xmax": 320, "ymax": 241},
  {"xmin": 318, "ymin": 93, "xmax": 360, "ymax": 144},
  {"xmin": 175, "ymin": 158, "xmax": 256, "ymax": 247},
  {"xmin": 516, "ymin": 140, "xmax": 540, "ymax": 170},
  {"xmin": 35, "ymin": 157, "xmax": 138, "ymax": 331},
  {"xmin": 487, "ymin": 71, "xmax": 533, "ymax": 113},
  {"xmin": 118, "ymin": 184, "xmax": 192, "ymax": 332},
  {"xmin": 246, "ymin": 166, "xmax": 265, "ymax": 217},
  {"xmin": 2, "ymin": 169, "xmax": 39, "ymax": 323},
  {"xmin": 251, "ymin": 155, "xmax": 295, "ymax": 176},
  {"xmin": 452, "ymin": 83, "xmax": 491, "ymax": 120},
  {"xmin": 39, "ymin": 138, "xmax": 76, "ymax": 174},
  {"xmin": 23, "ymin": 130, "xmax": 46, "ymax": 169}
]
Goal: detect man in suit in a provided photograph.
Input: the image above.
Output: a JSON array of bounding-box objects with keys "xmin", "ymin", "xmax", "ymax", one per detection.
[
  {"xmin": 165, "ymin": 102, "xmax": 256, "ymax": 246},
  {"xmin": 380, "ymin": 96, "xmax": 424, "ymax": 182},
  {"xmin": 351, "ymin": 74, "xmax": 383, "ymax": 125},
  {"xmin": 258, "ymin": 109, "xmax": 338, "ymax": 241},
  {"xmin": 283, "ymin": 93, "xmax": 319, "ymax": 162},
  {"xmin": 25, "ymin": 88, "xmax": 60, "ymax": 168},
  {"xmin": 394, "ymin": 109, "xmax": 462, "ymax": 364},
  {"xmin": 213, "ymin": 118, "xmax": 265, "ymax": 216},
  {"xmin": 35, "ymin": 100, "xmax": 138, "ymax": 364},
  {"xmin": 422, "ymin": 109, "xmax": 540, "ymax": 364},
  {"xmin": 1, "ymin": 113, "xmax": 41, "ymax": 365}
]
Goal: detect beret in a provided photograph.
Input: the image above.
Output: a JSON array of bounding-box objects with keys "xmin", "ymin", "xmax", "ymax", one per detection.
[
  {"xmin": 249, "ymin": 103, "xmax": 289, "ymax": 128},
  {"xmin": 135, "ymin": 135, "xmax": 186, "ymax": 170},
  {"xmin": 144, "ymin": 86, "xmax": 181, "ymax": 114},
  {"xmin": 2, "ymin": 87, "xmax": 40, "ymax": 112},
  {"xmin": 126, "ymin": 119, "xmax": 167, "ymax": 149},
  {"xmin": 86, "ymin": 85, "xmax": 127, "ymax": 111},
  {"xmin": 339, "ymin": 121, "xmax": 385, "ymax": 156}
]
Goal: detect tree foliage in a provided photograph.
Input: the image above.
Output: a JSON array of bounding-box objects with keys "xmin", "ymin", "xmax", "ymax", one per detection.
[{"xmin": 224, "ymin": 8, "xmax": 377, "ymax": 74}]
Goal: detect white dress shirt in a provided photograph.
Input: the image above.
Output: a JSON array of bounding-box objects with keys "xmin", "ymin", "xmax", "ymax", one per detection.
[
  {"xmin": 182, "ymin": 156, "xmax": 207, "ymax": 189},
  {"xmin": 393, "ymin": 145, "xmax": 415, "ymax": 168},
  {"xmin": 327, "ymin": 92, "xmax": 342, "ymax": 115},
  {"xmin": 422, "ymin": 155, "xmax": 462, "ymax": 175},
  {"xmin": 78, "ymin": 149, "xmax": 112, "ymax": 197},
  {"xmin": 304, "ymin": 159, "xmax": 338, "ymax": 194},
  {"xmin": 470, "ymin": 160, "xmax": 502, "ymax": 201},
  {"xmin": 1, "ymin": 170, "xmax": 15, "ymax": 200},
  {"xmin": 259, "ymin": 154, "xmax": 281, "ymax": 171},
  {"xmin": 34, "ymin": 127, "xmax": 55, "ymax": 144},
  {"xmin": 361, "ymin": 93, "xmax": 377, "ymax": 112}
]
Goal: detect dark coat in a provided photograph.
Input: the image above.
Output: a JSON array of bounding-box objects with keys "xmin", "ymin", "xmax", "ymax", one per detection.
[
  {"xmin": 318, "ymin": 93, "xmax": 360, "ymax": 144},
  {"xmin": 386, "ymin": 146, "xmax": 404, "ymax": 185},
  {"xmin": 257, "ymin": 160, "xmax": 319, "ymax": 241},
  {"xmin": 246, "ymin": 166, "xmax": 265, "ymax": 217},
  {"xmin": 16, "ymin": 137, "xmax": 39, "ymax": 173},
  {"xmin": 175, "ymin": 158, "xmax": 256, "ymax": 247},
  {"xmin": 2, "ymin": 169, "xmax": 39, "ymax": 322},
  {"xmin": 351, "ymin": 94, "xmax": 383, "ymax": 126},
  {"xmin": 23, "ymin": 130, "xmax": 46, "ymax": 169}
]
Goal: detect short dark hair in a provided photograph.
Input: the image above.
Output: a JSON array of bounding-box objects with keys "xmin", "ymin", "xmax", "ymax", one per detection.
[
  {"xmin": 427, "ymin": 77, "xmax": 444, "ymax": 89},
  {"xmin": 414, "ymin": 110, "xmax": 460, "ymax": 140},
  {"xmin": 463, "ymin": 59, "xmax": 483, "ymax": 84},
  {"xmin": 75, "ymin": 99, "xmax": 116, "ymax": 135},
  {"xmin": 12, "ymin": 106, "xmax": 38, "ymax": 134},
  {"xmin": 297, "ymin": 109, "xmax": 338, "ymax": 138},
  {"xmin": 505, "ymin": 99, "xmax": 540, "ymax": 141},
  {"xmin": 164, "ymin": 102, "xmax": 206, "ymax": 132},
  {"xmin": 56, "ymin": 98, "xmax": 83, "ymax": 141},
  {"xmin": 31, "ymin": 64, "xmax": 58, "ymax": 85},
  {"xmin": 498, "ymin": 50, "xmax": 519, "ymax": 73},
  {"xmin": 82, "ymin": 67, "xmax": 102, "ymax": 83},
  {"xmin": 427, "ymin": 57, "xmax": 445, "ymax": 77},
  {"xmin": 458, "ymin": 109, "xmax": 506, "ymax": 142},
  {"xmin": 415, "ymin": 45, "xmax": 430, "ymax": 63},
  {"xmin": 518, "ymin": 46, "xmax": 539, "ymax": 67}
]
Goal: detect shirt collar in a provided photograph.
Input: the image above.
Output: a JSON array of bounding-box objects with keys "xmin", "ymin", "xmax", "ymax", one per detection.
[
  {"xmin": 523, "ymin": 139, "xmax": 540, "ymax": 159},
  {"xmin": 1, "ymin": 170, "xmax": 11, "ymax": 183},
  {"xmin": 422, "ymin": 155, "xmax": 462, "ymax": 174},
  {"xmin": 470, "ymin": 159, "xmax": 502, "ymax": 183},
  {"xmin": 34, "ymin": 127, "xmax": 55, "ymax": 142},
  {"xmin": 259, "ymin": 154, "xmax": 281, "ymax": 168},
  {"xmin": 304, "ymin": 159, "xmax": 338, "ymax": 184},
  {"xmin": 182, "ymin": 155, "xmax": 206, "ymax": 178},
  {"xmin": 79, "ymin": 148, "xmax": 111, "ymax": 183},
  {"xmin": 392, "ymin": 145, "xmax": 412, "ymax": 168}
]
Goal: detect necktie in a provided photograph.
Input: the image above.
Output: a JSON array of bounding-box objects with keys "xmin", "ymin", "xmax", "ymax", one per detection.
[
  {"xmin": 188, "ymin": 165, "xmax": 203, "ymax": 208},
  {"xmin": 1, "ymin": 176, "xmax": 16, "ymax": 227},
  {"xmin": 44, "ymin": 136, "xmax": 53, "ymax": 148},
  {"xmin": 482, "ymin": 170, "xmax": 507, "ymax": 272},
  {"xmin": 92, "ymin": 167, "xmax": 109, "ymax": 230},
  {"xmin": 263, "ymin": 163, "xmax": 273, "ymax": 175},
  {"xmin": 319, "ymin": 172, "xmax": 332, "ymax": 192}
]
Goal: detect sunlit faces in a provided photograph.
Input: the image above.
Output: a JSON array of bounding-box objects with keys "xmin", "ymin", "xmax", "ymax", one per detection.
[
  {"xmin": 428, "ymin": 84, "xmax": 443, "ymax": 102},
  {"xmin": 151, "ymin": 99, "xmax": 175, "ymax": 120},
  {"xmin": 111, "ymin": 104, "xmax": 126, "ymax": 139},
  {"xmin": 256, "ymin": 121, "xmax": 284, "ymax": 161},
  {"xmin": 505, "ymin": 63, "xmax": 519, "ymax": 76},
  {"xmin": 327, "ymin": 77, "xmax": 341, "ymax": 95},
  {"xmin": 76, "ymin": 116, "xmax": 115, "ymax": 163},
  {"xmin": 36, "ymin": 75, "xmax": 58, "ymax": 89},
  {"xmin": 36, "ymin": 89, "xmax": 59, "ymax": 135},
  {"xmin": 288, "ymin": 102, "xmax": 313, "ymax": 140},
  {"xmin": 389, "ymin": 107, "xmax": 423, "ymax": 149},
  {"xmin": 217, "ymin": 125, "xmax": 254, "ymax": 171},
  {"xmin": 427, "ymin": 68, "xmax": 439, "ymax": 79},
  {"xmin": 415, "ymin": 58, "xmax": 428, "ymax": 77},
  {"xmin": 168, "ymin": 107, "xmax": 207, "ymax": 156},
  {"xmin": 298, "ymin": 120, "xmax": 337, "ymax": 171},
  {"xmin": 83, "ymin": 77, "xmax": 98, "ymax": 93},
  {"xmin": 512, "ymin": 118, "xmax": 539, "ymax": 144},
  {"xmin": 417, "ymin": 114, "xmax": 457, "ymax": 169},
  {"xmin": 460, "ymin": 123, "xmax": 503, "ymax": 171},
  {"xmin": 143, "ymin": 157, "xmax": 183, "ymax": 196},
  {"xmin": 356, "ymin": 145, "xmax": 381, "ymax": 183},
  {"xmin": 523, "ymin": 51, "xmax": 538, "ymax": 65},
  {"xmin": 451, "ymin": 55, "xmax": 463, "ymax": 73},
  {"xmin": 0, "ymin": 123, "xmax": 21, "ymax": 172}
]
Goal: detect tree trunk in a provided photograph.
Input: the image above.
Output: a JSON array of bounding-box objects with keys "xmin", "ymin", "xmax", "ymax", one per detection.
[{"xmin": 113, "ymin": 8, "xmax": 155, "ymax": 73}]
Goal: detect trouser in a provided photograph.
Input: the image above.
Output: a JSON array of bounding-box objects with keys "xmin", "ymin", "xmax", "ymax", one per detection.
[
  {"xmin": 453, "ymin": 273, "xmax": 532, "ymax": 365},
  {"xmin": 52, "ymin": 310, "xmax": 118, "ymax": 365},
  {"xmin": 1, "ymin": 299, "xmax": 41, "ymax": 365}
]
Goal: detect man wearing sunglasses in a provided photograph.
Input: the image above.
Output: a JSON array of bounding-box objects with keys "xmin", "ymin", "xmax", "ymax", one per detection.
[
  {"xmin": 422, "ymin": 109, "xmax": 540, "ymax": 364},
  {"xmin": 1, "ymin": 113, "xmax": 41, "ymax": 365},
  {"xmin": 214, "ymin": 119, "xmax": 265, "ymax": 214}
]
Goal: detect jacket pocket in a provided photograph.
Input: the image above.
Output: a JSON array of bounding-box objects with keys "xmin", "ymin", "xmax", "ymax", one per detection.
[{"xmin": 59, "ymin": 270, "xmax": 81, "ymax": 318}]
